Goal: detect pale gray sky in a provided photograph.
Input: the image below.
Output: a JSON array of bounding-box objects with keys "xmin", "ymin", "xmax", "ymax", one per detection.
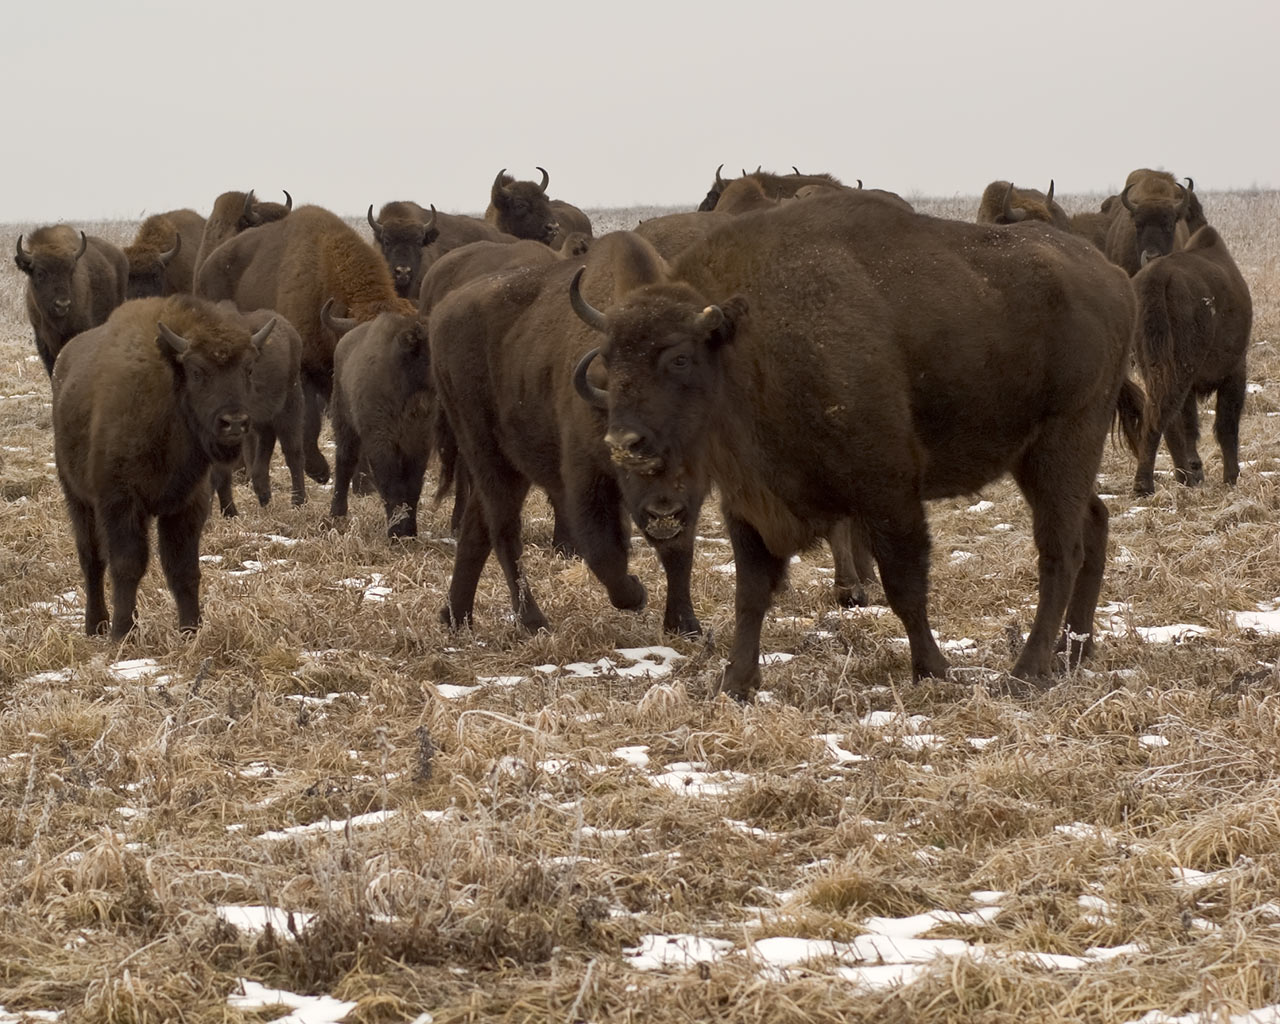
[{"xmin": 5, "ymin": 0, "xmax": 1277, "ymax": 224}]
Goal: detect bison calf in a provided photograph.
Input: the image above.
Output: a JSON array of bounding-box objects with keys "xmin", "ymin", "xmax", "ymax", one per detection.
[
  {"xmin": 328, "ymin": 308, "xmax": 434, "ymax": 537},
  {"xmin": 1130, "ymin": 226, "xmax": 1253, "ymax": 495},
  {"xmin": 53, "ymin": 296, "xmax": 272, "ymax": 639}
]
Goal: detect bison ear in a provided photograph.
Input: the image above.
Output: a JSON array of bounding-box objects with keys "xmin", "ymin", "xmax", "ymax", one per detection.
[
  {"xmin": 156, "ymin": 321, "xmax": 191, "ymax": 363},
  {"xmin": 702, "ymin": 295, "xmax": 747, "ymax": 351}
]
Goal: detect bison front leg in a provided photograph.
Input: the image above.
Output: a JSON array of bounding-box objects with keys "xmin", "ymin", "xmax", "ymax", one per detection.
[
  {"xmin": 247, "ymin": 424, "xmax": 275, "ymax": 506},
  {"xmin": 720, "ymin": 516, "xmax": 791, "ymax": 701},
  {"xmin": 157, "ymin": 496, "xmax": 208, "ymax": 634},
  {"xmin": 1214, "ymin": 369, "xmax": 1247, "ymax": 486},
  {"xmin": 651, "ymin": 519, "xmax": 702, "ymax": 637},
  {"xmin": 101, "ymin": 498, "xmax": 151, "ymax": 640},
  {"xmin": 212, "ymin": 463, "xmax": 239, "ymax": 517},
  {"xmin": 63, "ymin": 490, "xmax": 108, "ymax": 635},
  {"xmin": 328, "ymin": 418, "xmax": 360, "ymax": 520},
  {"xmin": 275, "ymin": 385, "xmax": 308, "ymax": 506},
  {"xmin": 563, "ymin": 472, "xmax": 646, "ymax": 614},
  {"xmin": 302, "ymin": 384, "xmax": 331, "ymax": 484}
]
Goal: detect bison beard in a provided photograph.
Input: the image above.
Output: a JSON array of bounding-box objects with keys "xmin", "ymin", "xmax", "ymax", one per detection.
[{"xmin": 569, "ymin": 192, "xmax": 1139, "ymax": 700}]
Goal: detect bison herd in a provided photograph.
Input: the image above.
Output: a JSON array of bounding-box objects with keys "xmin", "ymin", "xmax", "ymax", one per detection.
[{"xmin": 14, "ymin": 164, "xmax": 1254, "ymax": 699}]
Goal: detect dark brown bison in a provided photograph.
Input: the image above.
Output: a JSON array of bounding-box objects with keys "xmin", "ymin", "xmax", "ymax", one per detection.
[
  {"xmin": 195, "ymin": 204, "xmax": 415, "ymax": 484},
  {"xmin": 1129, "ymin": 226, "xmax": 1252, "ymax": 496},
  {"xmin": 697, "ymin": 165, "xmax": 843, "ymax": 212},
  {"xmin": 326, "ymin": 307, "xmax": 434, "ymax": 537},
  {"xmin": 209, "ymin": 304, "xmax": 307, "ymax": 515},
  {"xmin": 417, "ymin": 239, "xmax": 564, "ymax": 317},
  {"xmin": 486, "ymin": 168, "xmax": 593, "ymax": 249},
  {"xmin": 16, "ymin": 226, "xmax": 128, "ymax": 376},
  {"xmin": 569, "ymin": 191, "xmax": 1141, "ymax": 699},
  {"xmin": 52, "ymin": 295, "xmax": 273, "ymax": 639},
  {"xmin": 976, "ymin": 181, "xmax": 1071, "ymax": 230},
  {"xmin": 124, "ymin": 209, "xmax": 207, "ymax": 298},
  {"xmin": 429, "ymin": 232, "xmax": 702, "ymax": 637},
  {"xmin": 1105, "ymin": 170, "xmax": 1195, "ymax": 275},
  {"xmin": 191, "ymin": 189, "xmax": 292, "ymax": 282},
  {"xmin": 1070, "ymin": 206, "xmax": 1115, "ymax": 251}
]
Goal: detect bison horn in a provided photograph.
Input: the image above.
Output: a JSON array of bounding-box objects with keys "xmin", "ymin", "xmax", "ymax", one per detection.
[
  {"xmin": 281, "ymin": 190, "xmax": 292, "ymax": 212},
  {"xmin": 492, "ymin": 168, "xmax": 509, "ymax": 197},
  {"xmin": 714, "ymin": 163, "xmax": 726, "ymax": 187},
  {"xmin": 424, "ymin": 204, "xmax": 438, "ymax": 234},
  {"xmin": 569, "ymin": 267, "xmax": 608, "ymax": 332},
  {"xmin": 320, "ymin": 297, "xmax": 357, "ymax": 337},
  {"xmin": 367, "ymin": 205, "xmax": 383, "ymax": 242},
  {"xmin": 1184, "ymin": 177, "xmax": 1195, "ymax": 193},
  {"xmin": 157, "ymin": 233, "xmax": 181, "ymax": 266},
  {"xmin": 792, "ymin": 166, "xmax": 801, "ymax": 175},
  {"xmin": 856, "ymin": 179, "xmax": 864, "ymax": 189},
  {"xmin": 1175, "ymin": 182, "xmax": 1190, "ymax": 218},
  {"xmin": 15, "ymin": 234, "xmax": 33, "ymax": 272},
  {"xmin": 1120, "ymin": 184, "xmax": 1137, "ymax": 214},
  {"xmin": 573, "ymin": 348, "xmax": 609, "ymax": 411},
  {"xmin": 695, "ymin": 305, "xmax": 726, "ymax": 335},
  {"xmin": 1001, "ymin": 183, "xmax": 1028, "ymax": 223},
  {"xmin": 156, "ymin": 321, "xmax": 191, "ymax": 356},
  {"xmin": 1046, "ymin": 180, "xmax": 1055, "ymax": 203},
  {"xmin": 248, "ymin": 316, "xmax": 276, "ymax": 351},
  {"xmin": 536, "ymin": 166, "xmax": 550, "ymax": 193},
  {"xmin": 74, "ymin": 231, "xmax": 88, "ymax": 261},
  {"xmin": 242, "ymin": 190, "xmax": 257, "ymax": 225}
]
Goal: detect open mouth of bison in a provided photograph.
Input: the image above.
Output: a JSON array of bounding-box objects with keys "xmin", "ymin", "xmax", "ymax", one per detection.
[{"xmin": 639, "ymin": 502, "xmax": 687, "ymax": 541}]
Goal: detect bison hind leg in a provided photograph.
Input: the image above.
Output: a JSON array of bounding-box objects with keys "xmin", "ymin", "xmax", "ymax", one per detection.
[{"xmin": 64, "ymin": 490, "xmax": 109, "ymax": 636}]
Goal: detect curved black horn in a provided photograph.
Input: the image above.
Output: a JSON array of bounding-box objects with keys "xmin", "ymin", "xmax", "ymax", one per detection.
[
  {"xmin": 1046, "ymin": 179, "xmax": 1055, "ymax": 203},
  {"xmin": 714, "ymin": 163, "xmax": 726, "ymax": 187},
  {"xmin": 248, "ymin": 316, "xmax": 276, "ymax": 350},
  {"xmin": 320, "ymin": 297, "xmax": 358, "ymax": 337},
  {"xmin": 492, "ymin": 168, "xmax": 508, "ymax": 196},
  {"xmin": 1002, "ymin": 183, "xmax": 1028, "ymax": 223},
  {"xmin": 792, "ymin": 166, "xmax": 801, "ymax": 175},
  {"xmin": 1120, "ymin": 183, "xmax": 1137, "ymax": 214},
  {"xmin": 536, "ymin": 166, "xmax": 550, "ymax": 193},
  {"xmin": 1175, "ymin": 181, "xmax": 1190, "ymax": 218},
  {"xmin": 242, "ymin": 190, "xmax": 257, "ymax": 224},
  {"xmin": 569, "ymin": 267, "xmax": 607, "ymax": 332},
  {"xmin": 74, "ymin": 231, "xmax": 88, "ymax": 261},
  {"xmin": 1184, "ymin": 177, "xmax": 1195, "ymax": 193},
  {"xmin": 15, "ymin": 234, "xmax": 32, "ymax": 272},
  {"xmin": 367, "ymin": 205, "xmax": 383, "ymax": 241},
  {"xmin": 573, "ymin": 347, "xmax": 609, "ymax": 411},
  {"xmin": 856, "ymin": 179, "xmax": 864, "ymax": 189},
  {"xmin": 281, "ymin": 190, "xmax": 292, "ymax": 212},
  {"xmin": 424, "ymin": 204, "xmax": 438, "ymax": 233},
  {"xmin": 157, "ymin": 232, "xmax": 181, "ymax": 266}
]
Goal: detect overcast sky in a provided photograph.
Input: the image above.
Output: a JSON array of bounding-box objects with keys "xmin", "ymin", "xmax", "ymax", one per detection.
[{"xmin": 4, "ymin": 0, "xmax": 1276, "ymax": 224}]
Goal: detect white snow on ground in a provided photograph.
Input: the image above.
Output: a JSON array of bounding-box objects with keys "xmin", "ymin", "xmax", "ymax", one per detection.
[
  {"xmin": 649, "ymin": 762, "xmax": 750, "ymax": 798},
  {"xmin": 623, "ymin": 934, "xmax": 736, "ymax": 969},
  {"xmin": 217, "ymin": 904, "xmax": 315, "ymax": 935},
  {"xmin": 336, "ymin": 572, "xmax": 391, "ymax": 601},
  {"xmin": 227, "ymin": 980, "xmax": 356, "ymax": 1023},
  {"xmin": 253, "ymin": 809, "xmax": 399, "ymax": 842},
  {"xmin": 0, "ymin": 1008, "xmax": 61, "ymax": 1022},
  {"xmin": 562, "ymin": 646, "xmax": 685, "ymax": 679},
  {"xmin": 1126, "ymin": 1005, "xmax": 1280, "ymax": 1024}
]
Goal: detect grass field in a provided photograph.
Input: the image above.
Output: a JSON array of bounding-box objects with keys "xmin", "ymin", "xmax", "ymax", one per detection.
[{"xmin": 2, "ymin": 191, "xmax": 1280, "ymax": 1023}]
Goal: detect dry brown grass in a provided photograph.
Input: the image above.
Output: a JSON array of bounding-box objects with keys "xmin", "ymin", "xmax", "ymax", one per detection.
[{"xmin": 2, "ymin": 195, "xmax": 1280, "ymax": 1022}]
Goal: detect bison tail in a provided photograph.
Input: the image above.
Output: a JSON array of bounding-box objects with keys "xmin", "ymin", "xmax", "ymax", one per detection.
[
  {"xmin": 1133, "ymin": 272, "xmax": 1178, "ymax": 424},
  {"xmin": 1113, "ymin": 377, "xmax": 1145, "ymax": 456}
]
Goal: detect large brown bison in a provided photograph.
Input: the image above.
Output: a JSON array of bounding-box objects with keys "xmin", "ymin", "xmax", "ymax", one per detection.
[
  {"xmin": 486, "ymin": 168, "xmax": 593, "ymax": 249},
  {"xmin": 209, "ymin": 305, "xmax": 307, "ymax": 515},
  {"xmin": 1129, "ymin": 226, "xmax": 1253, "ymax": 495},
  {"xmin": 569, "ymin": 191, "xmax": 1141, "ymax": 699},
  {"xmin": 635, "ymin": 211, "xmax": 737, "ymax": 260},
  {"xmin": 326, "ymin": 307, "xmax": 434, "ymax": 537},
  {"xmin": 429, "ymin": 232, "xmax": 701, "ymax": 637},
  {"xmin": 191, "ymin": 189, "xmax": 292, "ymax": 282},
  {"xmin": 976, "ymin": 181, "xmax": 1071, "ymax": 230},
  {"xmin": 195, "ymin": 204, "xmax": 414, "ymax": 484},
  {"xmin": 1105, "ymin": 170, "xmax": 1196, "ymax": 275},
  {"xmin": 696, "ymin": 165, "xmax": 843, "ymax": 212},
  {"xmin": 124, "ymin": 209, "xmax": 207, "ymax": 298},
  {"xmin": 52, "ymin": 295, "xmax": 273, "ymax": 639},
  {"xmin": 16, "ymin": 226, "xmax": 128, "ymax": 376}
]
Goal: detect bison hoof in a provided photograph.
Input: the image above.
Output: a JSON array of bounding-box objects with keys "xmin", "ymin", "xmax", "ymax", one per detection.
[
  {"xmin": 221, "ymin": 503, "xmax": 240, "ymax": 518},
  {"xmin": 717, "ymin": 662, "xmax": 761, "ymax": 703},
  {"xmin": 611, "ymin": 575, "xmax": 647, "ymax": 612},
  {"xmin": 834, "ymin": 585, "xmax": 869, "ymax": 608},
  {"xmin": 291, "ymin": 492, "xmax": 307, "ymax": 507},
  {"xmin": 388, "ymin": 523, "xmax": 418, "ymax": 540},
  {"xmin": 1133, "ymin": 478, "xmax": 1155, "ymax": 497},
  {"xmin": 663, "ymin": 610, "xmax": 702, "ymax": 637},
  {"xmin": 256, "ymin": 491, "xmax": 271, "ymax": 507},
  {"xmin": 305, "ymin": 457, "xmax": 331, "ymax": 485},
  {"xmin": 1175, "ymin": 465, "xmax": 1204, "ymax": 487},
  {"xmin": 439, "ymin": 605, "xmax": 471, "ymax": 629}
]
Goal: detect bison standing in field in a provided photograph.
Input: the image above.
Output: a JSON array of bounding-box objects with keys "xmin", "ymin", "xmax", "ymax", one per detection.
[
  {"xmin": 429, "ymin": 231, "xmax": 702, "ymax": 637},
  {"xmin": 1105, "ymin": 170, "xmax": 1196, "ymax": 275},
  {"xmin": 52, "ymin": 295, "xmax": 272, "ymax": 639},
  {"xmin": 696, "ymin": 165, "xmax": 843, "ymax": 212},
  {"xmin": 326, "ymin": 306, "xmax": 434, "ymax": 537},
  {"xmin": 976, "ymin": 181, "xmax": 1071, "ymax": 230},
  {"xmin": 195, "ymin": 203, "xmax": 414, "ymax": 484},
  {"xmin": 486, "ymin": 168, "xmax": 594, "ymax": 250},
  {"xmin": 209, "ymin": 305, "xmax": 308, "ymax": 515},
  {"xmin": 1129, "ymin": 226, "xmax": 1253, "ymax": 496},
  {"xmin": 16, "ymin": 226, "xmax": 128, "ymax": 376},
  {"xmin": 191, "ymin": 189, "xmax": 292, "ymax": 282},
  {"xmin": 123, "ymin": 209, "xmax": 207, "ymax": 298},
  {"xmin": 369, "ymin": 201, "xmax": 519, "ymax": 301},
  {"xmin": 569, "ymin": 191, "xmax": 1141, "ymax": 699}
]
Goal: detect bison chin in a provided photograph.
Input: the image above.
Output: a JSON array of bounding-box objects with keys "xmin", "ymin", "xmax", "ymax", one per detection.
[{"xmin": 634, "ymin": 496, "xmax": 689, "ymax": 541}]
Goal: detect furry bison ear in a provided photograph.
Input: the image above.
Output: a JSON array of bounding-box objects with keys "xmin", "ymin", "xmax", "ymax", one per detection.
[{"xmin": 156, "ymin": 322, "xmax": 192, "ymax": 362}]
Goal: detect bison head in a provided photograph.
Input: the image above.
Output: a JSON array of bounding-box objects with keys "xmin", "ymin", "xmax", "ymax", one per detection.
[
  {"xmin": 490, "ymin": 168, "xmax": 558, "ymax": 244},
  {"xmin": 570, "ymin": 268, "xmax": 746, "ymax": 542},
  {"xmin": 367, "ymin": 204, "xmax": 441, "ymax": 297},
  {"xmin": 1122, "ymin": 181, "xmax": 1190, "ymax": 266},
  {"xmin": 158, "ymin": 314, "xmax": 273, "ymax": 464},
  {"xmin": 697, "ymin": 164, "xmax": 729, "ymax": 212},
  {"xmin": 125, "ymin": 233, "xmax": 181, "ymax": 299},
  {"xmin": 16, "ymin": 230, "xmax": 87, "ymax": 321}
]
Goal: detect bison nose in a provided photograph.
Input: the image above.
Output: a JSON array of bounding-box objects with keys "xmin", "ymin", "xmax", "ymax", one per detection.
[
  {"xmin": 217, "ymin": 411, "xmax": 250, "ymax": 439},
  {"xmin": 394, "ymin": 265, "xmax": 411, "ymax": 279},
  {"xmin": 1140, "ymin": 248, "xmax": 1160, "ymax": 267},
  {"xmin": 605, "ymin": 428, "xmax": 644, "ymax": 456},
  {"xmin": 52, "ymin": 299, "xmax": 72, "ymax": 316}
]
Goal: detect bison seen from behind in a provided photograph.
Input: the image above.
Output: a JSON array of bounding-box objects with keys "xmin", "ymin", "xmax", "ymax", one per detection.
[
  {"xmin": 16, "ymin": 226, "xmax": 128, "ymax": 376},
  {"xmin": 52, "ymin": 296, "xmax": 272, "ymax": 639},
  {"xmin": 124, "ymin": 209, "xmax": 207, "ymax": 298},
  {"xmin": 570, "ymin": 192, "xmax": 1141, "ymax": 699},
  {"xmin": 976, "ymin": 181, "xmax": 1071, "ymax": 230},
  {"xmin": 191, "ymin": 189, "xmax": 292, "ymax": 281},
  {"xmin": 1129, "ymin": 226, "xmax": 1253, "ymax": 495}
]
